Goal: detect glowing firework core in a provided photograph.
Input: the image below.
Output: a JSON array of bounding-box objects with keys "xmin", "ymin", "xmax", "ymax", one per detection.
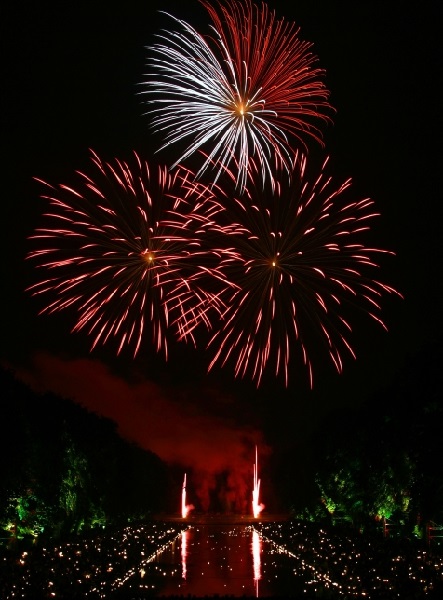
[
  {"xmin": 141, "ymin": 250, "xmax": 155, "ymax": 264},
  {"xmin": 235, "ymin": 101, "xmax": 249, "ymax": 118}
]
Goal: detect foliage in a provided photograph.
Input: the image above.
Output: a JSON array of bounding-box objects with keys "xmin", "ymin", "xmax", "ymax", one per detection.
[
  {"xmin": 0, "ymin": 366, "xmax": 169, "ymax": 544},
  {"xmin": 278, "ymin": 342, "xmax": 443, "ymax": 535}
]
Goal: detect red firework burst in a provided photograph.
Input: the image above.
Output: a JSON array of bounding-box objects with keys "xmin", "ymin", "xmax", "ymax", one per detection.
[
  {"xmin": 27, "ymin": 151, "xmax": 237, "ymax": 359},
  {"xmin": 206, "ymin": 153, "xmax": 402, "ymax": 388}
]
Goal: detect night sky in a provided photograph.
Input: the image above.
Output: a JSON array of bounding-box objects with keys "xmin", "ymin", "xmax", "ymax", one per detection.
[{"xmin": 1, "ymin": 0, "xmax": 442, "ymax": 510}]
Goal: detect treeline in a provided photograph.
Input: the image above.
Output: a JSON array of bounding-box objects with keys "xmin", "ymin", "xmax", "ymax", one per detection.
[
  {"xmin": 0, "ymin": 366, "xmax": 169, "ymax": 544},
  {"xmin": 276, "ymin": 342, "xmax": 443, "ymax": 538}
]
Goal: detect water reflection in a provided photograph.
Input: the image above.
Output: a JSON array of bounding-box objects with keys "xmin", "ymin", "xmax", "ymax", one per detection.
[
  {"xmin": 118, "ymin": 523, "xmax": 307, "ymax": 598},
  {"xmin": 164, "ymin": 525, "xmax": 259, "ymax": 597},
  {"xmin": 181, "ymin": 527, "xmax": 188, "ymax": 581},
  {"xmin": 252, "ymin": 529, "xmax": 261, "ymax": 597}
]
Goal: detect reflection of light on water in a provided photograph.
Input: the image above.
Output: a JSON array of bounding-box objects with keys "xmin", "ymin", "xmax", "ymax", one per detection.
[
  {"xmin": 252, "ymin": 529, "xmax": 261, "ymax": 597},
  {"xmin": 181, "ymin": 529, "xmax": 189, "ymax": 580}
]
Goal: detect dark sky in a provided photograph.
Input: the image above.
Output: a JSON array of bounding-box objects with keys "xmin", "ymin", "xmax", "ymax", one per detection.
[{"xmin": 1, "ymin": 0, "xmax": 442, "ymax": 509}]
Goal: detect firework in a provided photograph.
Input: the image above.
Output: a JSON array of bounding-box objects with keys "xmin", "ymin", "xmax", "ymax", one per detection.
[
  {"xmin": 141, "ymin": 0, "xmax": 332, "ymax": 191},
  {"xmin": 207, "ymin": 154, "xmax": 402, "ymax": 388},
  {"xmin": 182, "ymin": 474, "xmax": 188, "ymax": 518},
  {"xmin": 181, "ymin": 473, "xmax": 194, "ymax": 519},
  {"xmin": 252, "ymin": 445, "xmax": 263, "ymax": 518},
  {"xmin": 27, "ymin": 151, "xmax": 236, "ymax": 359}
]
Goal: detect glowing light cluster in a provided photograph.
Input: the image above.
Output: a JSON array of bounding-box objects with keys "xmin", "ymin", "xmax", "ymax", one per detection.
[
  {"xmin": 254, "ymin": 520, "xmax": 443, "ymax": 598},
  {"xmin": 4, "ymin": 521, "xmax": 442, "ymax": 597},
  {"xmin": 1, "ymin": 523, "xmax": 184, "ymax": 598}
]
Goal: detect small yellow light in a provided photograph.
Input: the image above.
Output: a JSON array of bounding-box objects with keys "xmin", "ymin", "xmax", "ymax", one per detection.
[
  {"xmin": 142, "ymin": 250, "xmax": 155, "ymax": 263},
  {"xmin": 236, "ymin": 102, "xmax": 246, "ymax": 116}
]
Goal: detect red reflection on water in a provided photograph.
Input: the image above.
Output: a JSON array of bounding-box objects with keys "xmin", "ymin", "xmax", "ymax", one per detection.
[
  {"xmin": 153, "ymin": 524, "xmax": 290, "ymax": 597},
  {"xmin": 252, "ymin": 529, "xmax": 262, "ymax": 597},
  {"xmin": 181, "ymin": 529, "xmax": 189, "ymax": 580}
]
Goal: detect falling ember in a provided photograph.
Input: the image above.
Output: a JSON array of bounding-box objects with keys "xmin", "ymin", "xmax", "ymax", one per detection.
[{"xmin": 252, "ymin": 446, "xmax": 264, "ymax": 518}]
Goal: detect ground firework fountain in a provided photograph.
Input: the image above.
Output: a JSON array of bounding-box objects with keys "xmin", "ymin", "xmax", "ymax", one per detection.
[
  {"xmin": 252, "ymin": 446, "xmax": 264, "ymax": 518},
  {"xmin": 181, "ymin": 474, "xmax": 187, "ymax": 518},
  {"xmin": 181, "ymin": 473, "xmax": 194, "ymax": 518}
]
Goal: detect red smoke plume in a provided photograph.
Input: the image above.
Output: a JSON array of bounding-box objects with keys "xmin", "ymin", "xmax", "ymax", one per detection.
[{"xmin": 16, "ymin": 352, "xmax": 269, "ymax": 512}]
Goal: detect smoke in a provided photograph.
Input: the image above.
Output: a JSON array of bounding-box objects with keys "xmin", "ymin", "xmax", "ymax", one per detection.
[{"xmin": 15, "ymin": 352, "xmax": 270, "ymax": 512}]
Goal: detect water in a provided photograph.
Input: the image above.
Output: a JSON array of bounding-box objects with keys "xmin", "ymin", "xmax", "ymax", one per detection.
[{"xmin": 117, "ymin": 522, "xmax": 311, "ymax": 598}]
